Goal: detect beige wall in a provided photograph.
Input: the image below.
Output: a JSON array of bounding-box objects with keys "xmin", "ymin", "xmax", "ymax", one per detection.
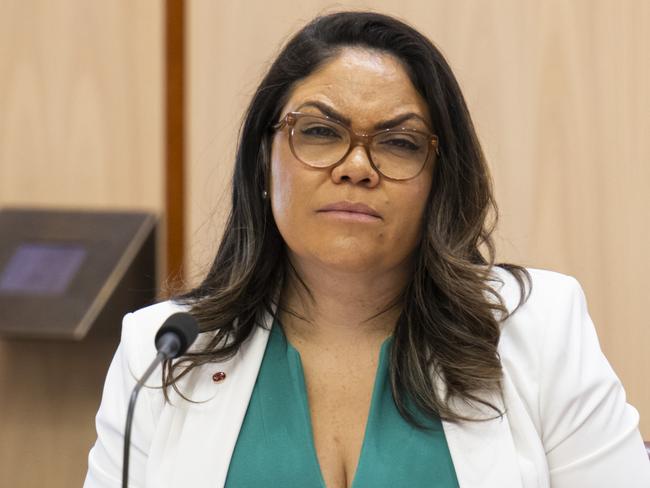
[
  {"xmin": 0, "ymin": 1, "xmax": 164, "ymax": 487},
  {"xmin": 0, "ymin": 1, "xmax": 163, "ymax": 211},
  {"xmin": 188, "ymin": 0, "xmax": 650, "ymax": 437}
]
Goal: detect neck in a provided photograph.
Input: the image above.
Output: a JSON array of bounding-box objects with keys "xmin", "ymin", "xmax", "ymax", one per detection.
[{"xmin": 279, "ymin": 254, "xmax": 411, "ymax": 347}]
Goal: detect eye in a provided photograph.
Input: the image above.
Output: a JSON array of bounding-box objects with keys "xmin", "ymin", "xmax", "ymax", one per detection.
[
  {"xmin": 300, "ymin": 125, "xmax": 342, "ymax": 139},
  {"xmin": 381, "ymin": 137, "xmax": 421, "ymax": 151}
]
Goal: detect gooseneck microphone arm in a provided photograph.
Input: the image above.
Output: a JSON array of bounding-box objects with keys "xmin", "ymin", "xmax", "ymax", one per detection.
[
  {"xmin": 122, "ymin": 312, "xmax": 199, "ymax": 488},
  {"xmin": 122, "ymin": 351, "xmax": 165, "ymax": 488}
]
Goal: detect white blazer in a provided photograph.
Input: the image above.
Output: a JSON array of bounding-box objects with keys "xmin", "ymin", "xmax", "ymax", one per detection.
[{"xmin": 84, "ymin": 268, "xmax": 650, "ymax": 487}]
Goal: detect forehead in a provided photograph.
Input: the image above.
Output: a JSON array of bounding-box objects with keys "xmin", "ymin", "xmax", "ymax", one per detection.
[{"xmin": 282, "ymin": 48, "xmax": 431, "ymax": 128}]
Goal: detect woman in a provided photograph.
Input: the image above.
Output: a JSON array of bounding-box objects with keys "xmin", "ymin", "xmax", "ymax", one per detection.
[{"xmin": 84, "ymin": 11, "xmax": 650, "ymax": 488}]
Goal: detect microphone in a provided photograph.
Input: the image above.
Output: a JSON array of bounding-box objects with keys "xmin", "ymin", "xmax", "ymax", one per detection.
[
  {"xmin": 155, "ymin": 312, "xmax": 200, "ymax": 360},
  {"xmin": 122, "ymin": 312, "xmax": 199, "ymax": 488}
]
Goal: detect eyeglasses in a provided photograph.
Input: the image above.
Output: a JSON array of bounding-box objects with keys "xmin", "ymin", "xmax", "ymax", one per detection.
[{"xmin": 272, "ymin": 112, "xmax": 439, "ymax": 181}]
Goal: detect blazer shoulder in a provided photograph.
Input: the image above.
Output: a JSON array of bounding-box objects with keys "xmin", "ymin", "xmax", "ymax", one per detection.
[
  {"xmin": 493, "ymin": 267, "xmax": 650, "ymax": 486},
  {"xmin": 494, "ymin": 266, "xmax": 588, "ymax": 396},
  {"xmin": 491, "ymin": 265, "xmax": 582, "ymax": 316},
  {"xmin": 120, "ymin": 300, "xmax": 190, "ymax": 375}
]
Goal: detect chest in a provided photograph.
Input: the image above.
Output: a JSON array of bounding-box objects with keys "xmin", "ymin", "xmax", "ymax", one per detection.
[
  {"xmin": 302, "ymin": 357, "xmax": 379, "ymax": 488},
  {"xmin": 223, "ymin": 326, "xmax": 461, "ymax": 488}
]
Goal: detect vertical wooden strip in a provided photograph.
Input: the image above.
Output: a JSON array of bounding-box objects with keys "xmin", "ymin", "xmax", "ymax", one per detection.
[{"xmin": 165, "ymin": 0, "xmax": 185, "ymax": 286}]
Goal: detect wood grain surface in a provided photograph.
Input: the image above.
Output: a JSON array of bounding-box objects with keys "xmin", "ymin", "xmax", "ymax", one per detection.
[
  {"xmin": 0, "ymin": 1, "xmax": 164, "ymax": 486},
  {"xmin": 0, "ymin": 1, "xmax": 163, "ymax": 210}
]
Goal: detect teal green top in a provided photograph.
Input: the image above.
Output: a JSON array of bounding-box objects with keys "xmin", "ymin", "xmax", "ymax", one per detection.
[{"xmin": 225, "ymin": 322, "xmax": 459, "ymax": 487}]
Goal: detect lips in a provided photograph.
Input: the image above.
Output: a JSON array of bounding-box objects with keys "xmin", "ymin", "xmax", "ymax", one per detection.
[{"xmin": 317, "ymin": 201, "xmax": 381, "ymax": 219}]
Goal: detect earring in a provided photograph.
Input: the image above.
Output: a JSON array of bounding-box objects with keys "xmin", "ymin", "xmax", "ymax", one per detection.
[{"xmin": 262, "ymin": 190, "xmax": 268, "ymax": 199}]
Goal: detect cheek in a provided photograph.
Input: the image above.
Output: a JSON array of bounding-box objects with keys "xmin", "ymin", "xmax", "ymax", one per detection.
[
  {"xmin": 411, "ymin": 180, "xmax": 432, "ymax": 220},
  {"xmin": 269, "ymin": 141, "xmax": 311, "ymax": 241},
  {"xmin": 390, "ymin": 175, "xmax": 432, "ymax": 247}
]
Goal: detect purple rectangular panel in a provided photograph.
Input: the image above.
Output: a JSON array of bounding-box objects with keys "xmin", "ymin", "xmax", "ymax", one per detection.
[{"xmin": 0, "ymin": 243, "xmax": 87, "ymax": 295}]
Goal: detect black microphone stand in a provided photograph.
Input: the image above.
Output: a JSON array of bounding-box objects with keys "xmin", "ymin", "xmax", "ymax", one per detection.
[
  {"xmin": 121, "ymin": 313, "xmax": 197, "ymax": 488},
  {"xmin": 122, "ymin": 350, "xmax": 166, "ymax": 488}
]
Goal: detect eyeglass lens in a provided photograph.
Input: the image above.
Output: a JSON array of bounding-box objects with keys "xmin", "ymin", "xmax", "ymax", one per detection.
[{"xmin": 290, "ymin": 115, "xmax": 429, "ymax": 180}]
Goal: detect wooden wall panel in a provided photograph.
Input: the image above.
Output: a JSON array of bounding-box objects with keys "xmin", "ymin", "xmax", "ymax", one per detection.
[
  {"xmin": 0, "ymin": 330, "xmax": 120, "ymax": 487},
  {"xmin": 188, "ymin": 0, "xmax": 650, "ymax": 437},
  {"xmin": 0, "ymin": 1, "xmax": 163, "ymax": 211},
  {"xmin": 0, "ymin": 1, "xmax": 164, "ymax": 487}
]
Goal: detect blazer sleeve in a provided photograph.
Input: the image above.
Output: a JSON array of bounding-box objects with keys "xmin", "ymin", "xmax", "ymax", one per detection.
[
  {"xmin": 540, "ymin": 276, "xmax": 650, "ymax": 486},
  {"xmin": 84, "ymin": 312, "xmax": 158, "ymax": 488}
]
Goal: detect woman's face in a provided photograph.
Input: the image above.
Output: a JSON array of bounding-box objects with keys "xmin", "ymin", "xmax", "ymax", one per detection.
[{"xmin": 270, "ymin": 48, "xmax": 434, "ymax": 275}]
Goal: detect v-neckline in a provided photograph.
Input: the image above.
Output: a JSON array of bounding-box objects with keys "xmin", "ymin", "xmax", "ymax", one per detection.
[{"xmin": 280, "ymin": 324, "xmax": 393, "ymax": 488}]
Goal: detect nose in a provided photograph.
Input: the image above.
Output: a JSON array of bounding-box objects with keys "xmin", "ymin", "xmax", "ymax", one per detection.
[{"xmin": 330, "ymin": 143, "xmax": 380, "ymax": 187}]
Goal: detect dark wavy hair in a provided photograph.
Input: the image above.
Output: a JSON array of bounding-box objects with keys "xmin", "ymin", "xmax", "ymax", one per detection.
[{"xmin": 167, "ymin": 11, "xmax": 531, "ymax": 424}]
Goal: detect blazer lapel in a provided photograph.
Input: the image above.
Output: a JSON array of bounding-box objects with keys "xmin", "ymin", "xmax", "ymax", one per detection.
[
  {"xmin": 441, "ymin": 390, "xmax": 523, "ymax": 487},
  {"xmin": 147, "ymin": 316, "xmax": 273, "ymax": 488}
]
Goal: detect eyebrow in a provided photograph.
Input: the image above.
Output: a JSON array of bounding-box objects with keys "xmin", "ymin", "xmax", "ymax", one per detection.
[{"xmin": 295, "ymin": 101, "xmax": 430, "ymax": 131}]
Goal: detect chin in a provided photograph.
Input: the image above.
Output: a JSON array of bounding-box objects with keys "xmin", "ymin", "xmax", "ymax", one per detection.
[
  {"xmin": 317, "ymin": 254, "xmax": 378, "ymax": 272},
  {"xmin": 309, "ymin": 240, "xmax": 387, "ymax": 272},
  {"xmin": 285, "ymin": 232, "xmax": 410, "ymax": 274}
]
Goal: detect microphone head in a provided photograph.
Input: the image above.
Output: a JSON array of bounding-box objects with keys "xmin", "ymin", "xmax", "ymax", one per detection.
[{"xmin": 154, "ymin": 312, "xmax": 199, "ymax": 358}]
